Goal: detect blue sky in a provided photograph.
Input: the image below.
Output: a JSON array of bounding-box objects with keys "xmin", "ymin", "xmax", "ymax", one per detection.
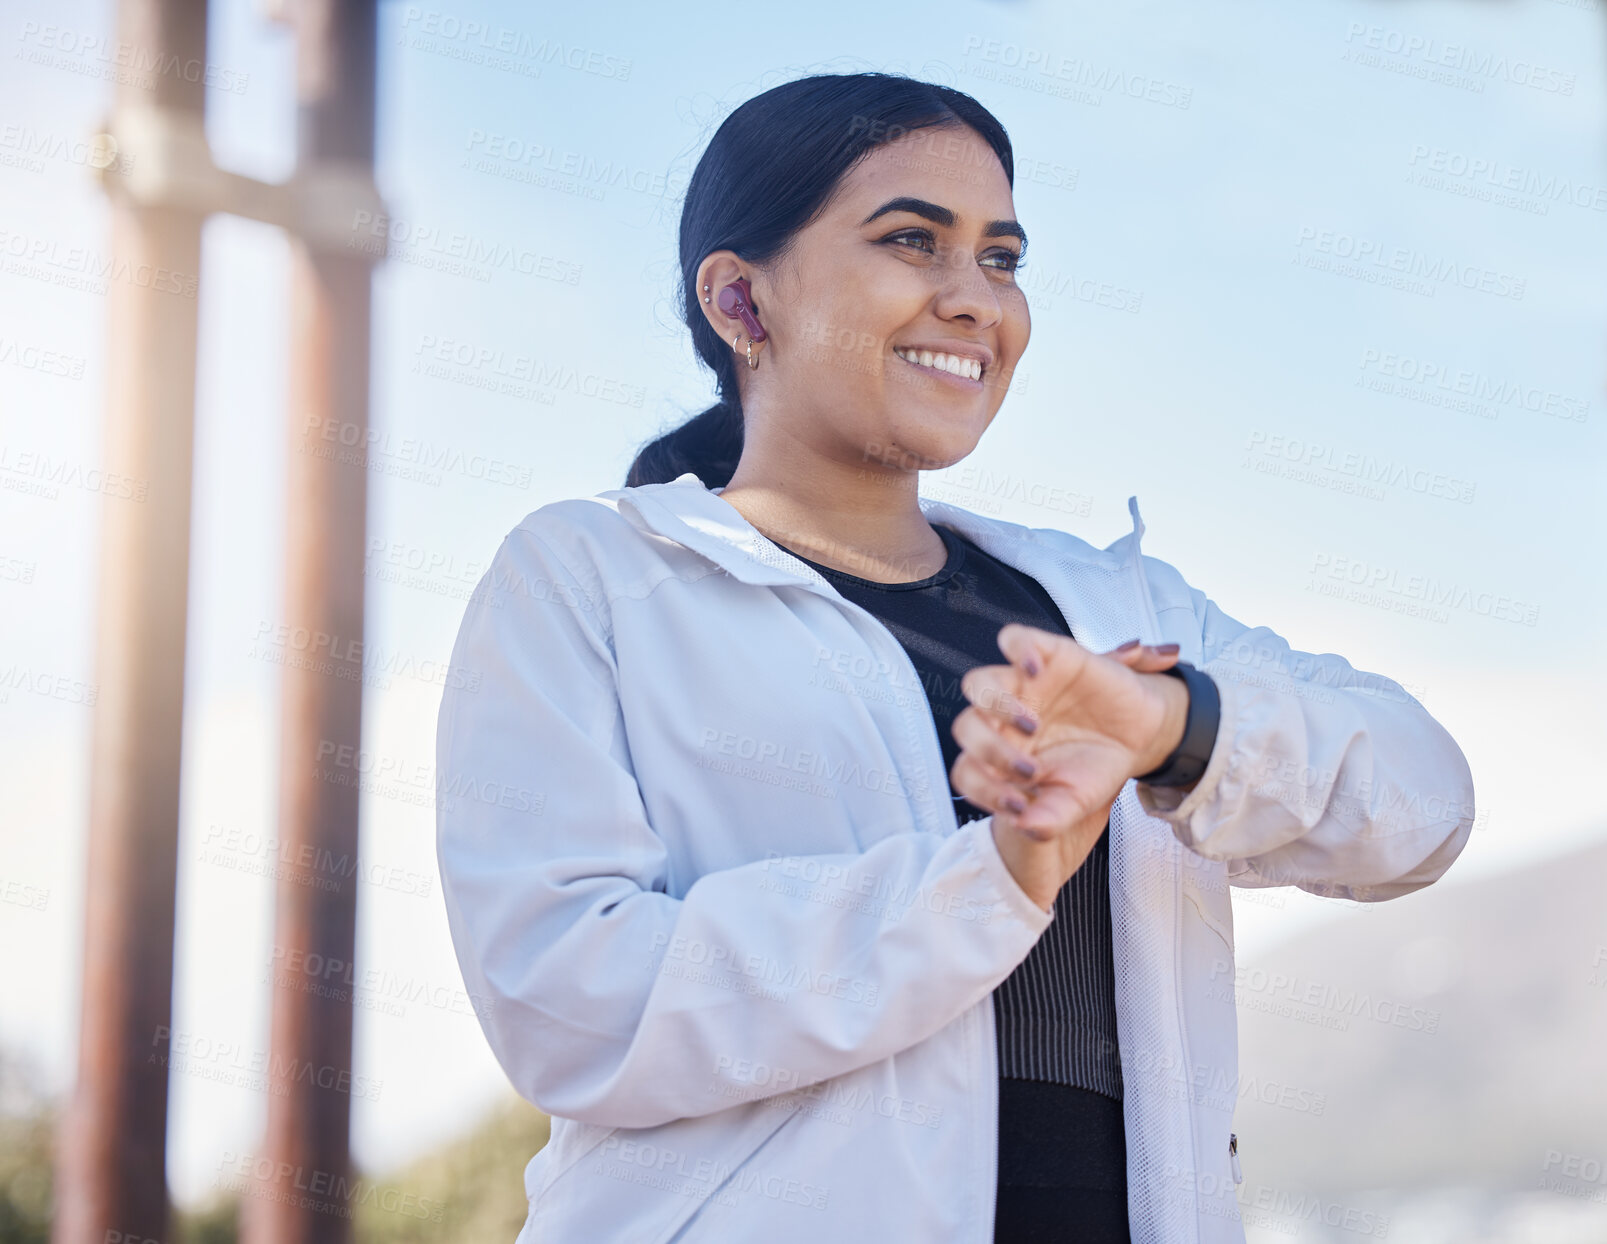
[{"xmin": 1, "ymin": 0, "xmax": 1603, "ymax": 1207}]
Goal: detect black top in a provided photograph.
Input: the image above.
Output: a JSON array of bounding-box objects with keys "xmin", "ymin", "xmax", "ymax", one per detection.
[{"xmin": 776, "ymin": 522, "xmax": 1131, "ymax": 1242}]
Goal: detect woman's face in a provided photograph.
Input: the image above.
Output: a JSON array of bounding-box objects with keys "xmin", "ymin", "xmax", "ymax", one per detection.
[{"xmin": 724, "ymin": 124, "xmax": 1031, "ymax": 477}]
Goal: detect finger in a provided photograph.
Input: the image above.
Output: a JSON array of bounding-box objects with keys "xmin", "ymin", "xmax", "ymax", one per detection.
[
  {"xmin": 996, "ymin": 622, "xmax": 1069, "ymax": 679},
  {"xmin": 958, "ymin": 665, "xmax": 1041, "ymax": 734},
  {"xmin": 952, "ymin": 705, "xmax": 1041, "ymax": 784},
  {"xmin": 951, "ymin": 751, "xmax": 1048, "ymax": 835},
  {"xmin": 1104, "ymin": 640, "xmax": 1182, "ymax": 673},
  {"xmin": 1009, "ymin": 782, "xmax": 1101, "ymax": 838}
]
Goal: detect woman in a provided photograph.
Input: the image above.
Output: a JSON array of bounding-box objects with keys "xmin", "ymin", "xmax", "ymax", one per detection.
[{"xmin": 435, "ymin": 73, "xmax": 1475, "ymax": 1244}]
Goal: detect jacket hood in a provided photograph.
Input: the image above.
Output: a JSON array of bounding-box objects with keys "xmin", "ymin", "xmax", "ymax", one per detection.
[{"xmin": 594, "ymin": 470, "xmax": 1149, "ymax": 588}]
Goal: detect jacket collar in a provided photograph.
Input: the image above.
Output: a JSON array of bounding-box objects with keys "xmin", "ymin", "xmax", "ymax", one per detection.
[{"xmin": 599, "ymin": 471, "xmax": 1149, "ymax": 590}]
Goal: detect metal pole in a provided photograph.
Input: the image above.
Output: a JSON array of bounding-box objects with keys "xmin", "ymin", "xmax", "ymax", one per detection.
[
  {"xmin": 239, "ymin": 2, "xmax": 377, "ymax": 1241},
  {"xmin": 50, "ymin": 1, "xmax": 208, "ymax": 1241}
]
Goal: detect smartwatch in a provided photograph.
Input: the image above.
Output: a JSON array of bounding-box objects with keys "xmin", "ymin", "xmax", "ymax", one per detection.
[{"xmin": 1133, "ymin": 660, "xmax": 1221, "ymax": 789}]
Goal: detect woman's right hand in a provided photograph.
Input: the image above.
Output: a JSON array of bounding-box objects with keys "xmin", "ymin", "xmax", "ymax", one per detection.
[{"xmin": 950, "ymin": 638, "xmax": 1182, "ymax": 912}]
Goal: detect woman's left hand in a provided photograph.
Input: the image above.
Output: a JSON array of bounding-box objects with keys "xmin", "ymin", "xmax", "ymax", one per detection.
[{"xmin": 948, "ymin": 625, "xmax": 1188, "ymax": 837}]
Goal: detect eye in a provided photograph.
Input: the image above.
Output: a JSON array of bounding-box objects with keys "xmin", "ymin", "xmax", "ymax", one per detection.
[
  {"xmin": 881, "ymin": 229, "xmax": 1025, "ymax": 275},
  {"xmin": 982, "ymin": 249, "xmax": 1026, "ymax": 273},
  {"xmin": 883, "ymin": 227, "xmax": 937, "ymax": 254}
]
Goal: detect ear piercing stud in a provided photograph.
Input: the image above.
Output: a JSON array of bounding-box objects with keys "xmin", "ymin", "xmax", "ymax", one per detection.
[{"xmin": 702, "ymin": 283, "xmax": 711, "ymax": 303}]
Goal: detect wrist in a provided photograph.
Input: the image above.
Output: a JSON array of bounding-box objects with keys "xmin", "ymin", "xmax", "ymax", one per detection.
[
  {"xmin": 1134, "ymin": 670, "xmax": 1191, "ymax": 778},
  {"xmin": 1133, "ymin": 662, "xmax": 1222, "ymax": 791}
]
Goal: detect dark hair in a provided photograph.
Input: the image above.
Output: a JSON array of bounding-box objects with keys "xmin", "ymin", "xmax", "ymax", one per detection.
[{"xmin": 624, "ymin": 72, "xmax": 1015, "ymax": 489}]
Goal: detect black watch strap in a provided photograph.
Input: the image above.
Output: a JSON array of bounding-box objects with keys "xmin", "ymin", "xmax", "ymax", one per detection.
[{"xmin": 1133, "ymin": 660, "xmax": 1222, "ymax": 789}]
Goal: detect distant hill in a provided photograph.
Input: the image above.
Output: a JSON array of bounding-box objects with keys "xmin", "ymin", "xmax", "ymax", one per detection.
[{"xmin": 1227, "ymin": 835, "xmax": 1607, "ymax": 1223}]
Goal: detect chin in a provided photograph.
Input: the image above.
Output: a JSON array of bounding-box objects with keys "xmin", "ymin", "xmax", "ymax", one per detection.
[{"xmin": 887, "ymin": 436, "xmax": 982, "ymax": 474}]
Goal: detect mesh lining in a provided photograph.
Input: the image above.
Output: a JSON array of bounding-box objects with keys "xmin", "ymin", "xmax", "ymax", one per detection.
[{"xmin": 919, "ymin": 500, "xmax": 1198, "ymax": 1244}]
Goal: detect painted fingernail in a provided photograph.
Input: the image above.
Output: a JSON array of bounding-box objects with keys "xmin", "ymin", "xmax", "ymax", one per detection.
[
  {"xmin": 1003, "ymin": 793, "xmax": 1027, "ymax": 813},
  {"xmin": 1014, "ymin": 713, "xmax": 1038, "ymax": 734},
  {"xmin": 1014, "ymin": 757, "xmax": 1037, "ymax": 778},
  {"xmin": 1115, "ymin": 638, "xmax": 1141, "ymax": 652},
  {"xmin": 1023, "ymin": 653, "xmax": 1041, "ymax": 677},
  {"xmin": 1152, "ymin": 642, "xmax": 1180, "ymax": 655}
]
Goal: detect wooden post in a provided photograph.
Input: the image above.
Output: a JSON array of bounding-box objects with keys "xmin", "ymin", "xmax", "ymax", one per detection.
[
  {"xmin": 50, "ymin": 1, "xmax": 208, "ymax": 1242},
  {"xmin": 239, "ymin": 3, "xmax": 378, "ymax": 1242}
]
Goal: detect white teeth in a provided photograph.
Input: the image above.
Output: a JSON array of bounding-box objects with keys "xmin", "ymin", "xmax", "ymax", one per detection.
[{"xmin": 896, "ymin": 347, "xmax": 983, "ymax": 381}]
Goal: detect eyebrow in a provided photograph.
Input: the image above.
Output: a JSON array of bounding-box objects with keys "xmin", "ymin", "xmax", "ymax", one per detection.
[{"xmin": 860, "ymin": 196, "xmax": 1028, "ymax": 249}]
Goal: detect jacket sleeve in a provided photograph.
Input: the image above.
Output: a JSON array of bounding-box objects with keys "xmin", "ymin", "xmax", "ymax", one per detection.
[
  {"xmin": 434, "ymin": 522, "xmax": 1053, "ymax": 1130},
  {"xmin": 1133, "ymin": 560, "xmax": 1476, "ymax": 902}
]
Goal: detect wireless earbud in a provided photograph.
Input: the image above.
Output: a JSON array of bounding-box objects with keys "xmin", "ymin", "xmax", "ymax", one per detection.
[{"xmin": 716, "ymin": 277, "xmax": 767, "ymax": 343}]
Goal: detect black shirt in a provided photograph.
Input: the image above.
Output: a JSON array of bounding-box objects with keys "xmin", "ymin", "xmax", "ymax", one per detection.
[{"xmin": 776, "ymin": 522, "xmax": 1131, "ymax": 1242}]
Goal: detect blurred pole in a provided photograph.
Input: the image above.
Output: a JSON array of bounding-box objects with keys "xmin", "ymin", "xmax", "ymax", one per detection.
[
  {"xmin": 52, "ymin": 2, "xmax": 210, "ymax": 1244},
  {"xmin": 239, "ymin": 2, "xmax": 377, "ymax": 1242},
  {"xmin": 50, "ymin": 0, "xmax": 208, "ymax": 1242}
]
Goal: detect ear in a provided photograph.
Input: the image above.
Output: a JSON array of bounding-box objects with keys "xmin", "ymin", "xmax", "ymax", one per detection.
[{"xmin": 696, "ymin": 251, "xmax": 763, "ymax": 343}]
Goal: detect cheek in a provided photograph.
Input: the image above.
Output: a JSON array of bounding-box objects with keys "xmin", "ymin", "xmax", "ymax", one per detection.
[
  {"xmin": 793, "ymin": 291, "xmax": 894, "ymax": 380},
  {"xmin": 1000, "ymin": 292, "xmax": 1031, "ymax": 357}
]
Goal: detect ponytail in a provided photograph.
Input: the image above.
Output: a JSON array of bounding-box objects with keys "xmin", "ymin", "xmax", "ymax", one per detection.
[{"xmin": 624, "ymin": 398, "xmax": 744, "ymax": 490}]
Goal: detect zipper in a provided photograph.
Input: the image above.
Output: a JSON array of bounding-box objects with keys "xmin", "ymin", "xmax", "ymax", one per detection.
[
  {"xmin": 1121, "ymin": 501, "xmax": 1212, "ymax": 1235},
  {"xmin": 1123, "ymin": 496, "xmax": 1162, "ymax": 646},
  {"xmin": 1229, "ymin": 1132, "xmax": 1242, "ymax": 1185}
]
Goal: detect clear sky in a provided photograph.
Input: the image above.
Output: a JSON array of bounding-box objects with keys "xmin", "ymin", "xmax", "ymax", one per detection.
[{"xmin": 1, "ymin": 0, "xmax": 1603, "ymax": 1209}]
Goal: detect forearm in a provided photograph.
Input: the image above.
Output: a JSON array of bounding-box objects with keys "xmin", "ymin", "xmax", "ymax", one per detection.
[{"xmin": 1135, "ymin": 610, "xmax": 1475, "ymax": 898}]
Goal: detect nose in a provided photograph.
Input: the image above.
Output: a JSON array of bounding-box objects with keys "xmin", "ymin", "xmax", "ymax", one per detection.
[{"xmin": 929, "ymin": 244, "xmax": 1006, "ymax": 330}]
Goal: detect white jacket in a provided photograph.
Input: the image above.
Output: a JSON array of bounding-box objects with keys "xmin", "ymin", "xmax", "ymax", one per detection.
[{"xmin": 434, "ymin": 471, "xmax": 1475, "ymax": 1244}]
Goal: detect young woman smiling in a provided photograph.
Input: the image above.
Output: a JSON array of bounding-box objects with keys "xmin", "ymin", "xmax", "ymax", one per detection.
[{"xmin": 435, "ymin": 72, "xmax": 1475, "ymax": 1244}]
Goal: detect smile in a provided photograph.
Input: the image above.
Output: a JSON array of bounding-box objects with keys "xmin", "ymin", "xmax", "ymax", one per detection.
[{"xmin": 892, "ymin": 346, "xmax": 985, "ymax": 384}]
